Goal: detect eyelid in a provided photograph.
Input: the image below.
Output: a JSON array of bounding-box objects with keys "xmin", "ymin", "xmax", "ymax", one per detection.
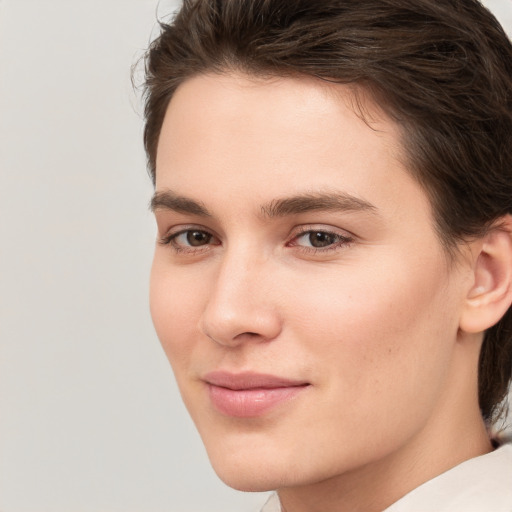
[
  {"xmin": 159, "ymin": 224, "xmax": 220, "ymax": 251},
  {"xmin": 159, "ymin": 223, "xmax": 213, "ymax": 239},
  {"xmin": 287, "ymin": 224, "xmax": 355, "ymax": 252},
  {"xmin": 157, "ymin": 223, "xmax": 355, "ymax": 256},
  {"xmin": 290, "ymin": 224, "xmax": 355, "ymax": 240}
]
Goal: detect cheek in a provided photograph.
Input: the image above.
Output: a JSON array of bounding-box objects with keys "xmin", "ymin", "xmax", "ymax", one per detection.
[
  {"xmin": 149, "ymin": 259, "xmax": 207, "ymax": 369},
  {"xmin": 285, "ymin": 254, "xmax": 456, "ymax": 389},
  {"xmin": 269, "ymin": 257, "xmax": 459, "ymax": 465}
]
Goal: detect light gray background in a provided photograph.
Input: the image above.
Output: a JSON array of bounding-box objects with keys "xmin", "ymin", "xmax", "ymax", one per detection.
[{"xmin": 0, "ymin": 1, "xmax": 511, "ymax": 511}]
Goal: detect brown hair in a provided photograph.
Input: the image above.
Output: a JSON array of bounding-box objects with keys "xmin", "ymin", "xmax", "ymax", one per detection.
[{"xmin": 142, "ymin": 0, "xmax": 512, "ymax": 423}]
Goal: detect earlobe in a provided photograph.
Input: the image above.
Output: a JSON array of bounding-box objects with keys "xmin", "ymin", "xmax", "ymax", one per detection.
[{"xmin": 459, "ymin": 215, "xmax": 512, "ymax": 334}]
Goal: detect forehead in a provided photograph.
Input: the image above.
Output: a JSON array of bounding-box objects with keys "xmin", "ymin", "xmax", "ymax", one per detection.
[
  {"xmin": 155, "ymin": 72, "xmax": 432, "ymax": 224},
  {"xmin": 157, "ymin": 72, "xmax": 397, "ymax": 162}
]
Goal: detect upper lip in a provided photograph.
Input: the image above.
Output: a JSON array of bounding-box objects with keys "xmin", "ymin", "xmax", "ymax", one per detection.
[{"xmin": 204, "ymin": 371, "xmax": 309, "ymax": 390}]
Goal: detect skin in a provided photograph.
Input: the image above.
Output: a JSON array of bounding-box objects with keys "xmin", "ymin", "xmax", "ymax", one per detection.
[{"xmin": 150, "ymin": 73, "xmax": 492, "ymax": 512}]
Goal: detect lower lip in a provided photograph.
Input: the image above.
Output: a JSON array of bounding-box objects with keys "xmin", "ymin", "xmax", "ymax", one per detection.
[{"xmin": 207, "ymin": 384, "xmax": 308, "ymax": 418}]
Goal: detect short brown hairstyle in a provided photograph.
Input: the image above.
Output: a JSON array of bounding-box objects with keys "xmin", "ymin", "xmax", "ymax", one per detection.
[{"xmin": 142, "ymin": 0, "xmax": 512, "ymax": 423}]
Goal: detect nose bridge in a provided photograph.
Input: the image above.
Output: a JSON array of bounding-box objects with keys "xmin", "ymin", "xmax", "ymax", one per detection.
[{"xmin": 199, "ymin": 243, "xmax": 281, "ymax": 345}]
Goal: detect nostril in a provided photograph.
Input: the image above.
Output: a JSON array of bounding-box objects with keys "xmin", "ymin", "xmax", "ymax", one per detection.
[
  {"xmin": 232, "ymin": 331, "xmax": 260, "ymax": 341},
  {"xmin": 227, "ymin": 331, "xmax": 269, "ymax": 345}
]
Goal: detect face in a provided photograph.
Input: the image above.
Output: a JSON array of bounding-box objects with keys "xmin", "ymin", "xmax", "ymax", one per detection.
[{"xmin": 150, "ymin": 73, "xmax": 470, "ymax": 492}]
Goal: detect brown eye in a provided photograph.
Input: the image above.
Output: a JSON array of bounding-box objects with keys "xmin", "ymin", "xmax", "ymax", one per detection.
[
  {"xmin": 291, "ymin": 229, "xmax": 353, "ymax": 252},
  {"xmin": 308, "ymin": 231, "xmax": 337, "ymax": 248},
  {"xmin": 163, "ymin": 229, "xmax": 218, "ymax": 251},
  {"xmin": 186, "ymin": 230, "xmax": 212, "ymax": 246}
]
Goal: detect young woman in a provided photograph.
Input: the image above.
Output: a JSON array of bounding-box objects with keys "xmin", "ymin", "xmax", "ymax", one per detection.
[{"xmin": 143, "ymin": 1, "xmax": 512, "ymax": 510}]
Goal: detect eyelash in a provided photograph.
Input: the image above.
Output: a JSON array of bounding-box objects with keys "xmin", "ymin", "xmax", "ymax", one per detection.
[
  {"xmin": 159, "ymin": 226, "xmax": 354, "ymax": 255},
  {"xmin": 288, "ymin": 226, "xmax": 354, "ymax": 253},
  {"xmin": 159, "ymin": 227, "xmax": 219, "ymax": 254}
]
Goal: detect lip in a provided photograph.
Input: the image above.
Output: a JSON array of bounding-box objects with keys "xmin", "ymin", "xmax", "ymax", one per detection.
[{"xmin": 204, "ymin": 371, "xmax": 310, "ymax": 418}]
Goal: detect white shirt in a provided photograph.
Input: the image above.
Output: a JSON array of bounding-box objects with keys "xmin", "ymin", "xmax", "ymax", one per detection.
[{"xmin": 260, "ymin": 444, "xmax": 512, "ymax": 512}]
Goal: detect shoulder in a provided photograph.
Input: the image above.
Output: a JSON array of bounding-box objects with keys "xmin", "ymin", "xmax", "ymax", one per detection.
[{"xmin": 384, "ymin": 444, "xmax": 512, "ymax": 512}]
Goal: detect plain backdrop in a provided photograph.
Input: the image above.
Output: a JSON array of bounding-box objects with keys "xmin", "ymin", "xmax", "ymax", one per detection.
[{"xmin": 0, "ymin": 1, "xmax": 511, "ymax": 511}]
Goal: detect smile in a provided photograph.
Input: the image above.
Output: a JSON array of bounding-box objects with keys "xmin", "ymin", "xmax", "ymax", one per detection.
[{"xmin": 204, "ymin": 371, "xmax": 310, "ymax": 418}]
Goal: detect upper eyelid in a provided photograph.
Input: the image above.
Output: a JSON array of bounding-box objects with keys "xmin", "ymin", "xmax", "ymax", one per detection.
[
  {"xmin": 290, "ymin": 231, "xmax": 353, "ymax": 245},
  {"xmin": 286, "ymin": 225, "xmax": 356, "ymax": 251},
  {"xmin": 290, "ymin": 224, "xmax": 355, "ymax": 239},
  {"xmin": 164, "ymin": 225, "xmax": 352, "ymax": 238},
  {"xmin": 158, "ymin": 224, "xmax": 356, "ymax": 248},
  {"xmin": 159, "ymin": 228, "xmax": 220, "ymax": 252},
  {"xmin": 161, "ymin": 224, "xmax": 216, "ymax": 237},
  {"xmin": 293, "ymin": 230, "xmax": 352, "ymax": 241}
]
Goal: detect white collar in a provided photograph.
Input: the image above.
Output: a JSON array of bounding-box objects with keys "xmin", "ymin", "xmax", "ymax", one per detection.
[{"xmin": 260, "ymin": 444, "xmax": 512, "ymax": 512}]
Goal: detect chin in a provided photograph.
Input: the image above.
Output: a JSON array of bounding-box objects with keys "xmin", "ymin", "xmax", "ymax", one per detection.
[
  {"xmin": 204, "ymin": 439, "xmax": 296, "ymax": 492},
  {"xmin": 212, "ymin": 461, "xmax": 288, "ymax": 492}
]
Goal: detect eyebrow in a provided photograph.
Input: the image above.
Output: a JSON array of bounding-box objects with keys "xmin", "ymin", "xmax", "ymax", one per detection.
[
  {"xmin": 150, "ymin": 189, "xmax": 378, "ymax": 218},
  {"xmin": 150, "ymin": 190, "xmax": 211, "ymax": 216},
  {"xmin": 261, "ymin": 192, "xmax": 378, "ymax": 218}
]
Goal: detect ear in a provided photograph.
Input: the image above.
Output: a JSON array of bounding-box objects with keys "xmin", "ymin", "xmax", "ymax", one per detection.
[{"xmin": 459, "ymin": 215, "xmax": 512, "ymax": 334}]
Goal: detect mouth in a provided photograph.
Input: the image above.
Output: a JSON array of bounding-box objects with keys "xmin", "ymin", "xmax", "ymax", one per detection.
[{"xmin": 204, "ymin": 371, "xmax": 310, "ymax": 418}]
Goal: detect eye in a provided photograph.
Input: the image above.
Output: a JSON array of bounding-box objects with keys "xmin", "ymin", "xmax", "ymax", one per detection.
[
  {"xmin": 300, "ymin": 231, "xmax": 339, "ymax": 248},
  {"xmin": 290, "ymin": 228, "xmax": 353, "ymax": 252},
  {"xmin": 160, "ymin": 228, "xmax": 220, "ymax": 252},
  {"xmin": 177, "ymin": 230, "xmax": 212, "ymax": 247}
]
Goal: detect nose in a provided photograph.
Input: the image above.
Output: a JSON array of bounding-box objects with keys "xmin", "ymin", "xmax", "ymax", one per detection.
[{"xmin": 199, "ymin": 250, "xmax": 282, "ymax": 347}]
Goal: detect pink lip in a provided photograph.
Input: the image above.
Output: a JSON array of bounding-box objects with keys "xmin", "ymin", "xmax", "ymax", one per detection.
[{"xmin": 204, "ymin": 371, "xmax": 310, "ymax": 418}]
